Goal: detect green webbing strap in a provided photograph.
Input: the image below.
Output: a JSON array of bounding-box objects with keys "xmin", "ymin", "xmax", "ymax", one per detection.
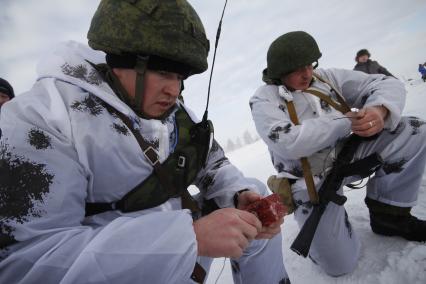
[
  {"xmin": 112, "ymin": 109, "xmax": 178, "ymax": 198},
  {"xmin": 106, "ymin": 67, "xmax": 135, "ymax": 109},
  {"xmin": 86, "ymin": 61, "xmax": 136, "ymax": 111},
  {"xmin": 85, "ymin": 106, "xmax": 207, "ymax": 216}
]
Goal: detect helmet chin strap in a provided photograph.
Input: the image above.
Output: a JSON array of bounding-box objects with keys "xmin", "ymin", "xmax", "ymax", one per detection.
[
  {"xmin": 134, "ymin": 55, "xmax": 149, "ymax": 113},
  {"xmin": 104, "ymin": 54, "xmax": 185, "ymax": 118}
]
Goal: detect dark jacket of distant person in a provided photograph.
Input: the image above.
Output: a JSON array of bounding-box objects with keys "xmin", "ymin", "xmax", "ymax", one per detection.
[
  {"xmin": 354, "ymin": 59, "xmax": 394, "ymax": 77},
  {"xmin": 353, "ymin": 49, "xmax": 395, "ymax": 77}
]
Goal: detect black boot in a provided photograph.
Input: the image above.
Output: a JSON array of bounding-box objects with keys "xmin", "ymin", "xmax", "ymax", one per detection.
[{"xmin": 365, "ymin": 197, "xmax": 426, "ymax": 242}]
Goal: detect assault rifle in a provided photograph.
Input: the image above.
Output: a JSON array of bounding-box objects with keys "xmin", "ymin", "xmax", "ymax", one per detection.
[{"xmin": 290, "ymin": 134, "xmax": 383, "ymax": 257}]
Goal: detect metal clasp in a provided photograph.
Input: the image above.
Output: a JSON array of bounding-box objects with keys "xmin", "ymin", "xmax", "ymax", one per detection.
[{"xmin": 143, "ymin": 146, "xmax": 159, "ymax": 166}]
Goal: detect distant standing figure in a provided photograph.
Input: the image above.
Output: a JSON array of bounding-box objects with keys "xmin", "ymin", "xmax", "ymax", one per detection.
[
  {"xmin": 0, "ymin": 77, "xmax": 15, "ymax": 110},
  {"xmin": 354, "ymin": 49, "xmax": 395, "ymax": 77},
  {"xmin": 418, "ymin": 63, "xmax": 426, "ymax": 82}
]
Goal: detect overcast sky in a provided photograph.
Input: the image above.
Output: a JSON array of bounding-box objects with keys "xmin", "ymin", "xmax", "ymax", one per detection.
[{"xmin": 1, "ymin": 0, "xmax": 425, "ymax": 144}]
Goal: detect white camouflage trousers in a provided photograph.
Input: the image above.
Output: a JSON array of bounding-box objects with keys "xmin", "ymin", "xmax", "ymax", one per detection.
[{"xmin": 292, "ymin": 116, "xmax": 426, "ymax": 276}]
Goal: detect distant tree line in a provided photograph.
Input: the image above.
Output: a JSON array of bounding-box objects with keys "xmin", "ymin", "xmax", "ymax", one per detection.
[{"xmin": 224, "ymin": 130, "xmax": 260, "ymax": 152}]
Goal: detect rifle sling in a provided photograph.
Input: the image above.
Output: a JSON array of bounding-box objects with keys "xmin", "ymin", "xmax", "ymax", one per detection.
[{"xmin": 338, "ymin": 152, "xmax": 383, "ymax": 178}]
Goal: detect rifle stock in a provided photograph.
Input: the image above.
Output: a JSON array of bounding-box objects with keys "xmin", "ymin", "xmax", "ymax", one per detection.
[{"xmin": 290, "ymin": 204, "xmax": 324, "ymax": 257}]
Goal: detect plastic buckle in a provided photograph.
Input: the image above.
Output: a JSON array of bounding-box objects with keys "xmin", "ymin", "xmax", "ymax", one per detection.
[{"xmin": 177, "ymin": 156, "xmax": 186, "ymax": 168}]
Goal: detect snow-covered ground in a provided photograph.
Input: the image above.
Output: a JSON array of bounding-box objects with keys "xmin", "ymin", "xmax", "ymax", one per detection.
[{"xmin": 206, "ymin": 80, "xmax": 426, "ymax": 284}]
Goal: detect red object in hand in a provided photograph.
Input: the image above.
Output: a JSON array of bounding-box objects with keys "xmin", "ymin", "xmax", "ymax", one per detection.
[{"xmin": 245, "ymin": 193, "xmax": 287, "ymax": 226}]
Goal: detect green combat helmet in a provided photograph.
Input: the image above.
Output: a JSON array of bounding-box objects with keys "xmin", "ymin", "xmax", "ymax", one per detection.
[
  {"xmin": 88, "ymin": 0, "xmax": 209, "ymax": 75},
  {"xmin": 264, "ymin": 31, "xmax": 322, "ymax": 84},
  {"xmin": 87, "ymin": 0, "xmax": 210, "ymax": 114}
]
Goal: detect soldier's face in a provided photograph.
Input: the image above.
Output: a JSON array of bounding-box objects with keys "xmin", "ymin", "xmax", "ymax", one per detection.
[
  {"xmin": 357, "ymin": 55, "xmax": 369, "ymax": 63},
  {"xmin": 115, "ymin": 69, "xmax": 182, "ymax": 118},
  {"xmin": 0, "ymin": 92, "xmax": 10, "ymax": 107},
  {"xmin": 141, "ymin": 70, "xmax": 182, "ymax": 117},
  {"xmin": 281, "ymin": 64, "xmax": 314, "ymax": 91}
]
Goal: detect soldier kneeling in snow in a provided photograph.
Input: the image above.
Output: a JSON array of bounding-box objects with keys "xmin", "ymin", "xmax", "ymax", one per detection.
[{"xmin": 251, "ymin": 31, "xmax": 426, "ymax": 277}]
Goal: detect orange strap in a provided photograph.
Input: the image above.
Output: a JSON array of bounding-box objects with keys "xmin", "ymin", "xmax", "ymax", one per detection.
[
  {"xmin": 311, "ymin": 73, "xmax": 351, "ymax": 113},
  {"xmin": 304, "ymin": 88, "xmax": 349, "ymax": 114},
  {"xmin": 285, "ymin": 100, "xmax": 319, "ymax": 204}
]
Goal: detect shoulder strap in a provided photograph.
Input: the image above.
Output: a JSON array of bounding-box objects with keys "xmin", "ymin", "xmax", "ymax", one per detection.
[
  {"xmin": 309, "ymin": 72, "xmax": 351, "ymax": 114},
  {"xmin": 285, "ymin": 99, "xmax": 319, "ymax": 204}
]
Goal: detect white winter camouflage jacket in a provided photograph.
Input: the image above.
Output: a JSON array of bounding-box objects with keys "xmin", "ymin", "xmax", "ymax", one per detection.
[
  {"xmin": 250, "ymin": 68, "xmax": 405, "ymax": 180},
  {"xmin": 0, "ymin": 41, "xmax": 261, "ymax": 283}
]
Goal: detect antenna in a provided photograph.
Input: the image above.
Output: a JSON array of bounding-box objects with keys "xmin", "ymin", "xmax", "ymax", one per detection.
[{"xmin": 202, "ymin": 0, "xmax": 228, "ymax": 122}]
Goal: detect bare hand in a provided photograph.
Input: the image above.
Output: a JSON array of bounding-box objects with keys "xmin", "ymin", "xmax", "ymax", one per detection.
[
  {"xmin": 193, "ymin": 208, "xmax": 262, "ymax": 258},
  {"xmin": 237, "ymin": 191, "xmax": 284, "ymax": 240},
  {"xmin": 236, "ymin": 190, "xmax": 262, "ymax": 210},
  {"xmin": 256, "ymin": 218, "xmax": 283, "ymax": 239},
  {"xmin": 346, "ymin": 106, "xmax": 388, "ymax": 137}
]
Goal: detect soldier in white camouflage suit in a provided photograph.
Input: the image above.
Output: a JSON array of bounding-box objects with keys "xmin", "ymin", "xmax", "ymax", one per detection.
[
  {"xmin": 0, "ymin": 1, "xmax": 290, "ymax": 283},
  {"xmin": 251, "ymin": 31, "xmax": 426, "ymax": 277}
]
